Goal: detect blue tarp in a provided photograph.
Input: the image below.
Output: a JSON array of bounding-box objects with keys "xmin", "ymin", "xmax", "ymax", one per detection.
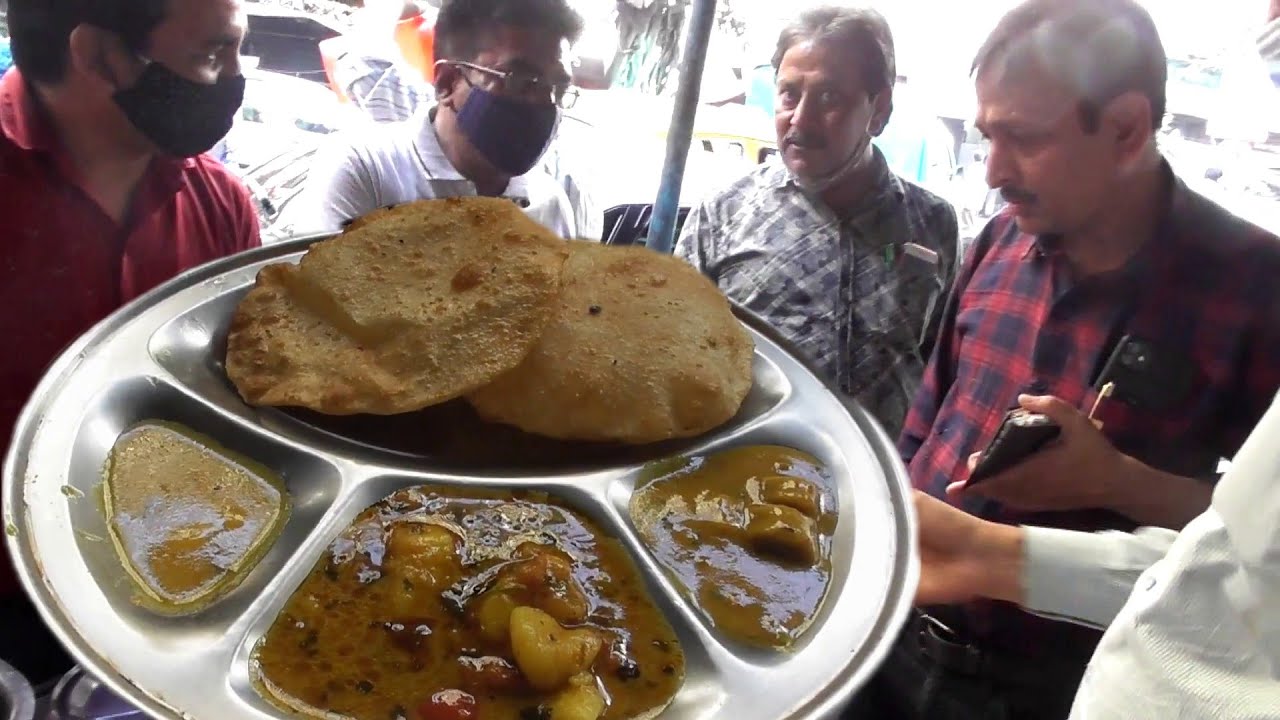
[{"xmin": 0, "ymin": 38, "xmax": 12, "ymax": 79}]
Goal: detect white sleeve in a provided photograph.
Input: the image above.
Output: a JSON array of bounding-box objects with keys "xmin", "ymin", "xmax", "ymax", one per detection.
[{"xmin": 1021, "ymin": 525, "xmax": 1177, "ymax": 628}]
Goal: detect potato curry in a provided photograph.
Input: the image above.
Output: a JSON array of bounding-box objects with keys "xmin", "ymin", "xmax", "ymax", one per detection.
[
  {"xmin": 253, "ymin": 486, "xmax": 684, "ymax": 720},
  {"xmin": 629, "ymin": 445, "xmax": 836, "ymax": 649}
]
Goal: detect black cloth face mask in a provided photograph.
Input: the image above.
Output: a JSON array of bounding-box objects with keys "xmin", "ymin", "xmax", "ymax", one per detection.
[{"xmin": 112, "ymin": 60, "xmax": 246, "ymax": 158}]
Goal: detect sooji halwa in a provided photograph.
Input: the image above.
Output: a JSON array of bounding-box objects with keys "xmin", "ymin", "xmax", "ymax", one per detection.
[
  {"xmin": 103, "ymin": 422, "xmax": 290, "ymax": 615},
  {"xmin": 253, "ymin": 486, "xmax": 684, "ymax": 720},
  {"xmin": 224, "ymin": 198, "xmax": 754, "ymax": 444},
  {"xmin": 630, "ymin": 446, "xmax": 836, "ymax": 649}
]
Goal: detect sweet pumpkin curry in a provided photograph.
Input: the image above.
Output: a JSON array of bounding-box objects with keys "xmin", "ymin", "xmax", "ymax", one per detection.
[
  {"xmin": 629, "ymin": 445, "xmax": 836, "ymax": 649},
  {"xmin": 253, "ymin": 486, "xmax": 684, "ymax": 720}
]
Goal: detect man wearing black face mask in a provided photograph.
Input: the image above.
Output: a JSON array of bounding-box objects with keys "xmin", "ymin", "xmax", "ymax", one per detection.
[
  {"xmin": 299, "ymin": 0, "xmax": 583, "ymax": 238},
  {"xmin": 0, "ymin": 0, "xmax": 258, "ymax": 684}
]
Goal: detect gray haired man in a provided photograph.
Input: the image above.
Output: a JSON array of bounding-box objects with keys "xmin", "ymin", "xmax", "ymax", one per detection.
[{"xmin": 675, "ymin": 5, "xmax": 959, "ymax": 437}]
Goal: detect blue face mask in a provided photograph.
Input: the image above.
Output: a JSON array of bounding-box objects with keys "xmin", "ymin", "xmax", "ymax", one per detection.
[{"xmin": 455, "ymin": 86, "xmax": 560, "ymax": 176}]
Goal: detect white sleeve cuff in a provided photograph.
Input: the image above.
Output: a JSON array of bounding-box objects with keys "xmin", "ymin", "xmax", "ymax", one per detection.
[{"xmin": 1022, "ymin": 525, "xmax": 1177, "ymax": 628}]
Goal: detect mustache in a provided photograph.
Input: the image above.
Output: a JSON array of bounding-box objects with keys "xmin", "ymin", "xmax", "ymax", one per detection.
[
  {"xmin": 1000, "ymin": 186, "xmax": 1038, "ymax": 205},
  {"xmin": 783, "ymin": 130, "xmax": 826, "ymax": 149}
]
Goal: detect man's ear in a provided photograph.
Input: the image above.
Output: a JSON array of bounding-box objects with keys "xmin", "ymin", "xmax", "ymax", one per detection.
[
  {"xmin": 869, "ymin": 89, "xmax": 893, "ymax": 137},
  {"xmin": 433, "ymin": 61, "xmax": 460, "ymax": 107},
  {"xmin": 67, "ymin": 24, "xmax": 137, "ymax": 90},
  {"xmin": 1102, "ymin": 91, "xmax": 1154, "ymax": 165}
]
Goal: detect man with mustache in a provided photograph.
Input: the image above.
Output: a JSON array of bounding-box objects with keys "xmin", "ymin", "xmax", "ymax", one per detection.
[
  {"xmin": 675, "ymin": 6, "xmax": 959, "ymax": 438},
  {"xmin": 1, "ymin": 0, "xmax": 259, "ymax": 685},
  {"xmin": 847, "ymin": 0, "xmax": 1280, "ymax": 718}
]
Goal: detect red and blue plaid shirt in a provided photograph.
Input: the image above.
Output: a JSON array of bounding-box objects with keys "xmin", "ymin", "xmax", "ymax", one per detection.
[{"xmin": 900, "ymin": 170, "xmax": 1280, "ymax": 662}]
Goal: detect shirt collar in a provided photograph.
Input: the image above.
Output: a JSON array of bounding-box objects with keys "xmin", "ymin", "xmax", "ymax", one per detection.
[{"xmin": 412, "ymin": 106, "xmax": 532, "ymax": 201}]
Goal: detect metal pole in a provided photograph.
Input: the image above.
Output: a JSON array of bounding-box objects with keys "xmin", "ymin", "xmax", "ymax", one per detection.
[{"xmin": 645, "ymin": 0, "xmax": 717, "ymax": 255}]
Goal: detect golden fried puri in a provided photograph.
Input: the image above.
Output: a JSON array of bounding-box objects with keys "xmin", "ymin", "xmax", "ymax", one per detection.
[
  {"xmin": 225, "ymin": 198, "xmax": 570, "ymax": 414},
  {"xmin": 466, "ymin": 241, "xmax": 755, "ymax": 444}
]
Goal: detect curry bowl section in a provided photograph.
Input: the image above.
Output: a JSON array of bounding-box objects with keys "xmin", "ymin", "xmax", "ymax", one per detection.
[
  {"xmin": 627, "ymin": 445, "xmax": 838, "ymax": 652},
  {"xmin": 238, "ymin": 483, "xmax": 690, "ymax": 720},
  {"xmin": 61, "ymin": 376, "xmax": 339, "ymax": 633}
]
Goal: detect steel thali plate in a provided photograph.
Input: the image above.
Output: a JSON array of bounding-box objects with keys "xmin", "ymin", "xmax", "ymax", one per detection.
[{"xmin": 3, "ymin": 235, "xmax": 918, "ymax": 720}]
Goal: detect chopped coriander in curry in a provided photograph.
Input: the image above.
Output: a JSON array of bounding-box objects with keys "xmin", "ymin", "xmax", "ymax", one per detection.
[
  {"xmin": 253, "ymin": 486, "xmax": 684, "ymax": 720},
  {"xmin": 104, "ymin": 421, "xmax": 290, "ymax": 615},
  {"xmin": 629, "ymin": 445, "xmax": 836, "ymax": 649}
]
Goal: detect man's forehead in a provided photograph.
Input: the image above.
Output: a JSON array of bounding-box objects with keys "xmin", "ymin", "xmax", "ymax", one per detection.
[
  {"xmin": 776, "ymin": 41, "xmax": 864, "ymax": 88},
  {"xmin": 474, "ymin": 27, "xmax": 565, "ymax": 73},
  {"xmin": 975, "ymin": 60, "xmax": 1077, "ymax": 127},
  {"xmin": 157, "ymin": 0, "xmax": 247, "ymax": 41}
]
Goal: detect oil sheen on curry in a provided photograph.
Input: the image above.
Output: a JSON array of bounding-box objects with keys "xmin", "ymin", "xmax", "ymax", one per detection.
[
  {"xmin": 253, "ymin": 486, "xmax": 684, "ymax": 720},
  {"xmin": 104, "ymin": 421, "xmax": 290, "ymax": 615},
  {"xmin": 629, "ymin": 445, "xmax": 836, "ymax": 649}
]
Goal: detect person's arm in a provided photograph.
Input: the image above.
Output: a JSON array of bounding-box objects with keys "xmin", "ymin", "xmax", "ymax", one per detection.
[
  {"xmin": 954, "ymin": 394, "xmax": 1214, "ymax": 529},
  {"xmin": 913, "ymin": 491, "xmax": 1175, "ymax": 628},
  {"xmin": 897, "ymin": 215, "xmax": 998, "ymax": 465},
  {"xmin": 1022, "ymin": 525, "xmax": 1177, "ymax": 628},
  {"xmin": 916, "ymin": 200, "xmax": 959, "ymax": 362},
  {"xmin": 673, "ymin": 201, "xmax": 716, "ymax": 276}
]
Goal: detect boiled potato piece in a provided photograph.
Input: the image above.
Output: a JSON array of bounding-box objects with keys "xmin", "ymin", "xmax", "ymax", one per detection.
[
  {"xmin": 384, "ymin": 523, "xmax": 463, "ymax": 616},
  {"xmin": 744, "ymin": 503, "xmax": 818, "ymax": 566},
  {"xmin": 385, "ymin": 522, "xmax": 462, "ymax": 590},
  {"xmin": 509, "ymin": 606, "xmax": 603, "ymax": 692},
  {"xmin": 546, "ymin": 672, "xmax": 607, "ymax": 720},
  {"xmin": 758, "ymin": 475, "xmax": 821, "ymax": 518},
  {"xmin": 474, "ymin": 589, "xmax": 520, "ymax": 644}
]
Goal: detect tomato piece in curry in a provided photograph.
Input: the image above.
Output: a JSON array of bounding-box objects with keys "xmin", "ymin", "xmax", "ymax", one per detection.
[
  {"xmin": 253, "ymin": 486, "xmax": 684, "ymax": 720},
  {"xmin": 629, "ymin": 445, "xmax": 836, "ymax": 650}
]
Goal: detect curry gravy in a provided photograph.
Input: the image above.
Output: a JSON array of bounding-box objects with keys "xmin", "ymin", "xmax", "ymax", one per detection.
[
  {"xmin": 103, "ymin": 422, "xmax": 290, "ymax": 614},
  {"xmin": 252, "ymin": 486, "xmax": 684, "ymax": 720},
  {"xmin": 629, "ymin": 446, "xmax": 836, "ymax": 649}
]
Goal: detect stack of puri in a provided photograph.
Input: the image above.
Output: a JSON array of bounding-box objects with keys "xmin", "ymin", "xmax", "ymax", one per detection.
[{"xmin": 225, "ymin": 197, "xmax": 756, "ymax": 445}]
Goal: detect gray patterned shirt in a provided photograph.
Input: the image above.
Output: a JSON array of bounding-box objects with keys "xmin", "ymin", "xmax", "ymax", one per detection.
[{"xmin": 676, "ymin": 151, "xmax": 960, "ymax": 436}]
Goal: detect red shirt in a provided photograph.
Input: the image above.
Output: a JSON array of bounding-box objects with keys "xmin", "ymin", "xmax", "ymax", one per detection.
[
  {"xmin": 0, "ymin": 70, "xmax": 260, "ymax": 596},
  {"xmin": 900, "ymin": 170, "xmax": 1280, "ymax": 662}
]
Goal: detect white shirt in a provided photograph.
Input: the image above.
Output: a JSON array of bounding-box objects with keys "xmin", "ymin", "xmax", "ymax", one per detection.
[
  {"xmin": 1022, "ymin": 392, "xmax": 1280, "ymax": 719},
  {"xmin": 290, "ymin": 109, "xmax": 581, "ymax": 239}
]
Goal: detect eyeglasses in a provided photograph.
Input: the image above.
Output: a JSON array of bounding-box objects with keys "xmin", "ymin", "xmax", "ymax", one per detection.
[{"xmin": 440, "ymin": 60, "xmax": 579, "ymax": 110}]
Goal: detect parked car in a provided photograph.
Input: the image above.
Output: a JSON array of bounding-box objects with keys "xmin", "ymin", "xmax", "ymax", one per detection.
[{"xmin": 220, "ymin": 65, "xmax": 360, "ymax": 174}]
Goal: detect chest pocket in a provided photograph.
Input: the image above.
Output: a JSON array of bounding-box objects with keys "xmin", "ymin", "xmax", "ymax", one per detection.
[
  {"xmin": 851, "ymin": 203, "xmax": 945, "ymax": 355},
  {"xmin": 858, "ymin": 252, "xmax": 942, "ymax": 350}
]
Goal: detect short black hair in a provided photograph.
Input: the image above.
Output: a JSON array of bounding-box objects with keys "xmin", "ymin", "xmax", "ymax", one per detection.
[
  {"xmin": 8, "ymin": 0, "xmax": 169, "ymax": 84},
  {"xmin": 972, "ymin": 0, "xmax": 1167, "ymax": 132},
  {"xmin": 433, "ymin": 0, "xmax": 584, "ymax": 64},
  {"xmin": 772, "ymin": 6, "xmax": 895, "ymax": 98}
]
